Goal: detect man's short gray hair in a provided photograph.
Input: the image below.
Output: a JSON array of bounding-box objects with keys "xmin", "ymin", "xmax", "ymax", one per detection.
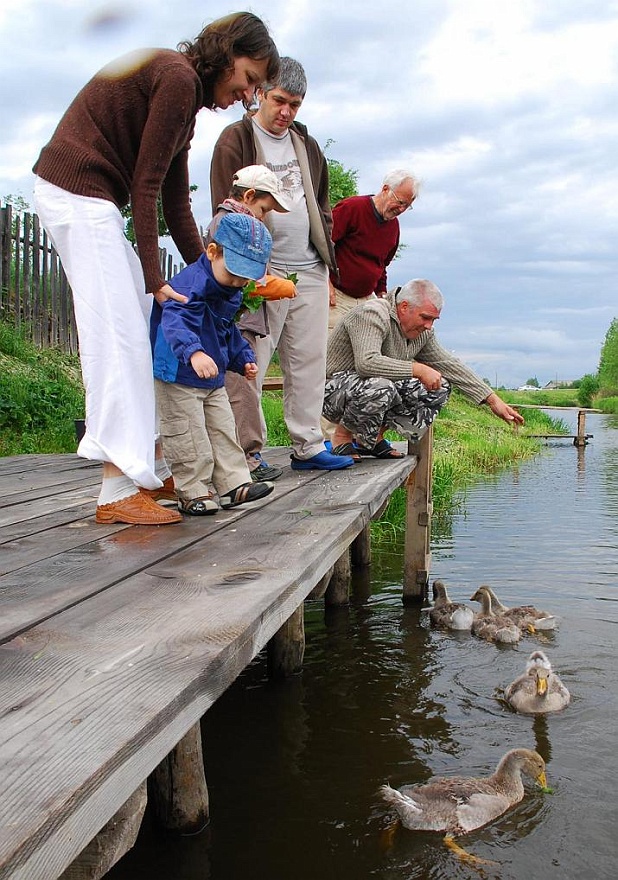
[
  {"xmin": 383, "ymin": 169, "xmax": 421, "ymax": 197},
  {"xmin": 262, "ymin": 56, "xmax": 307, "ymax": 98},
  {"xmin": 397, "ymin": 279, "xmax": 443, "ymax": 310}
]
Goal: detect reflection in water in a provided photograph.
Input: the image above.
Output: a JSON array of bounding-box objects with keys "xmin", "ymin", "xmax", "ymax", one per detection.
[{"xmin": 109, "ymin": 414, "xmax": 616, "ymax": 880}]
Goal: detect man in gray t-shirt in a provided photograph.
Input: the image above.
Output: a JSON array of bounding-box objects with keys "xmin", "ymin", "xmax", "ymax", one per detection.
[{"xmin": 210, "ymin": 57, "xmax": 354, "ymax": 472}]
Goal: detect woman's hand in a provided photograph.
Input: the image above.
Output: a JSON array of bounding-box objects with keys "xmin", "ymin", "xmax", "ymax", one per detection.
[{"xmin": 153, "ymin": 283, "xmax": 188, "ymax": 305}]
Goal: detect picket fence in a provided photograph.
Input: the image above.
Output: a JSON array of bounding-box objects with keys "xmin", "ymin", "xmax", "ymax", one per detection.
[{"xmin": 0, "ymin": 201, "xmax": 183, "ymax": 353}]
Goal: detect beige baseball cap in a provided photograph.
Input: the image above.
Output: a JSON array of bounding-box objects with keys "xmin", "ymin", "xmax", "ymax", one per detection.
[{"xmin": 232, "ymin": 164, "xmax": 292, "ymax": 213}]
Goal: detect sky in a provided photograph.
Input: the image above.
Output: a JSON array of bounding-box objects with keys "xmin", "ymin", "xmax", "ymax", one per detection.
[{"xmin": 1, "ymin": 0, "xmax": 616, "ymax": 388}]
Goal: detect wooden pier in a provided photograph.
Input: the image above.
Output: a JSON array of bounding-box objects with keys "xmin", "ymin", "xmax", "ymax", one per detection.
[{"xmin": 0, "ymin": 433, "xmax": 432, "ymax": 880}]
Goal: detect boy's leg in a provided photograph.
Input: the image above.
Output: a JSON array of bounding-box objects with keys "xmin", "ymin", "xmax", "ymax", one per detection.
[
  {"xmin": 155, "ymin": 380, "xmax": 215, "ymax": 503},
  {"xmin": 203, "ymin": 387, "xmax": 254, "ymax": 495}
]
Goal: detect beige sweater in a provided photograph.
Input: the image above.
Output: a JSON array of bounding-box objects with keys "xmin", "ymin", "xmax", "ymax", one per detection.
[{"xmin": 326, "ymin": 290, "xmax": 493, "ymax": 405}]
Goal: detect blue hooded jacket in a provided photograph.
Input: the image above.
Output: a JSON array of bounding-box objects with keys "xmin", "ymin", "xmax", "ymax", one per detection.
[{"xmin": 150, "ymin": 254, "xmax": 255, "ymax": 389}]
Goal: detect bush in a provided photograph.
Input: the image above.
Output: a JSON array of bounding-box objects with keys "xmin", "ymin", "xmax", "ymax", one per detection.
[
  {"xmin": 0, "ymin": 322, "xmax": 84, "ymax": 455},
  {"xmin": 577, "ymin": 373, "xmax": 600, "ymax": 408}
]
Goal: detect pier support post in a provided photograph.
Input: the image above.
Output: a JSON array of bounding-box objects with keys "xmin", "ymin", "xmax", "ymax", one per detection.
[
  {"xmin": 351, "ymin": 525, "xmax": 371, "ymax": 567},
  {"xmin": 325, "ymin": 548, "xmax": 351, "ymax": 606},
  {"xmin": 149, "ymin": 723, "xmax": 209, "ymax": 834},
  {"xmin": 59, "ymin": 782, "xmax": 147, "ymax": 880},
  {"xmin": 267, "ymin": 603, "xmax": 305, "ymax": 678},
  {"xmin": 574, "ymin": 410, "xmax": 587, "ymax": 447},
  {"xmin": 403, "ymin": 425, "xmax": 433, "ymax": 603},
  {"xmin": 307, "ymin": 565, "xmax": 334, "ymax": 600}
]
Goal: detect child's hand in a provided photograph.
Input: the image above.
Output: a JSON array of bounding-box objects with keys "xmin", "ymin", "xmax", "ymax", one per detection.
[
  {"xmin": 190, "ymin": 351, "xmax": 218, "ymax": 379},
  {"xmin": 244, "ymin": 362, "xmax": 258, "ymax": 380}
]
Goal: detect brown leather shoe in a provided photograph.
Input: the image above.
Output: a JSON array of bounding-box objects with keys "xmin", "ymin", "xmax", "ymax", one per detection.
[
  {"xmin": 96, "ymin": 491, "xmax": 182, "ymax": 524},
  {"xmin": 141, "ymin": 475, "xmax": 177, "ymax": 502}
]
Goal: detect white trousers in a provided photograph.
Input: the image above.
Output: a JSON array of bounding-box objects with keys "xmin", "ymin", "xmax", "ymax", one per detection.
[
  {"xmin": 254, "ymin": 262, "xmax": 329, "ymax": 459},
  {"xmin": 33, "ymin": 178, "xmax": 160, "ymax": 489}
]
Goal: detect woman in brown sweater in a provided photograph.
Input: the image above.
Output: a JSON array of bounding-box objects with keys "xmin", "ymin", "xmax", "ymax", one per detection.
[{"xmin": 32, "ymin": 13, "xmax": 279, "ymax": 525}]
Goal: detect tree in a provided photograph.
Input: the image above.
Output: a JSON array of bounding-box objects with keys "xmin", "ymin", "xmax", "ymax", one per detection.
[
  {"xmin": 578, "ymin": 373, "xmax": 600, "ymax": 408},
  {"xmin": 324, "ymin": 140, "xmax": 359, "ymax": 206},
  {"xmin": 597, "ymin": 317, "xmax": 618, "ymax": 396},
  {"xmin": 525, "ymin": 377, "xmax": 540, "ymax": 387}
]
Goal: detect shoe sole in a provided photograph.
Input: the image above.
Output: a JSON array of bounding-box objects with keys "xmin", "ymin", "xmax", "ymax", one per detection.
[{"xmin": 95, "ymin": 511, "xmax": 182, "ymax": 524}]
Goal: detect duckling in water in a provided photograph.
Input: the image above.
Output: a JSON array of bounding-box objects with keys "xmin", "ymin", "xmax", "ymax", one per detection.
[
  {"xmin": 429, "ymin": 580, "xmax": 474, "ymax": 631},
  {"xmin": 380, "ymin": 748, "xmax": 546, "ymax": 840},
  {"xmin": 469, "ymin": 588, "xmax": 521, "ymax": 644},
  {"xmin": 505, "ymin": 650, "xmax": 570, "ymax": 714},
  {"xmin": 473, "ymin": 584, "xmax": 556, "ymax": 631}
]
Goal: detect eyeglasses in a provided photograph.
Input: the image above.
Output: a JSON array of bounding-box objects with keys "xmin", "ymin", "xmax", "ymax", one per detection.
[{"xmin": 388, "ymin": 187, "xmax": 414, "ymax": 211}]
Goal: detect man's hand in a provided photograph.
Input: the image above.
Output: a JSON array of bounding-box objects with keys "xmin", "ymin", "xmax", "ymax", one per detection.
[
  {"xmin": 190, "ymin": 351, "xmax": 218, "ymax": 379},
  {"xmin": 484, "ymin": 392, "xmax": 525, "ymax": 426},
  {"xmin": 153, "ymin": 283, "xmax": 188, "ymax": 305},
  {"xmin": 244, "ymin": 362, "xmax": 258, "ymax": 380},
  {"xmin": 413, "ymin": 362, "xmax": 443, "ymax": 391}
]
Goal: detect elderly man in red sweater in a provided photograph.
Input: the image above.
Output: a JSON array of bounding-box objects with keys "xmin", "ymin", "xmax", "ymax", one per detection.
[{"xmin": 327, "ymin": 169, "xmax": 420, "ymax": 331}]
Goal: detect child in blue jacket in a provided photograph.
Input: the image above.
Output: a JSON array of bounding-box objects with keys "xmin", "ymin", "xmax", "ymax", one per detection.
[{"xmin": 150, "ymin": 213, "xmax": 275, "ymax": 515}]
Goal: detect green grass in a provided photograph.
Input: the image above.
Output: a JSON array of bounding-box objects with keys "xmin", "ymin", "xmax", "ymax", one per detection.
[
  {"xmin": 597, "ymin": 396, "xmax": 618, "ymax": 414},
  {"xmin": 0, "ymin": 322, "xmax": 84, "ymax": 455},
  {"xmin": 500, "ymin": 387, "xmax": 580, "ymax": 407}
]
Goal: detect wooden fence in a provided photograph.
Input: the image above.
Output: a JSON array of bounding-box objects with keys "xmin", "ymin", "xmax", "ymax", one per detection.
[{"xmin": 0, "ymin": 201, "xmax": 184, "ymax": 354}]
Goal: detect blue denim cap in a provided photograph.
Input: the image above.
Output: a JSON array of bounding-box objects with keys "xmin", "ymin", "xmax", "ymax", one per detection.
[{"xmin": 212, "ymin": 212, "xmax": 273, "ymax": 281}]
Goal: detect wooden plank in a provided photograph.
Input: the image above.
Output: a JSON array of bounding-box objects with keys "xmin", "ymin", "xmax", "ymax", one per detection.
[
  {"xmin": 0, "ymin": 452, "xmax": 415, "ymax": 880},
  {"xmin": 262, "ymin": 376, "xmax": 283, "ymax": 390},
  {"xmin": 1, "ymin": 448, "xmax": 403, "ymax": 642}
]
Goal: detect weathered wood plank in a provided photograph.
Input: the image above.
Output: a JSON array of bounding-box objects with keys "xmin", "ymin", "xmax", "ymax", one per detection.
[{"xmin": 58, "ymin": 783, "xmax": 147, "ymax": 880}]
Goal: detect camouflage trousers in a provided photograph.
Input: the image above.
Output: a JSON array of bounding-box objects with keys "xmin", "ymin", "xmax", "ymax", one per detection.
[{"xmin": 322, "ymin": 371, "xmax": 451, "ymax": 449}]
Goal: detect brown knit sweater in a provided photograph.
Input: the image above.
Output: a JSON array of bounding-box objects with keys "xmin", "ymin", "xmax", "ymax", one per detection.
[
  {"xmin": 34, "ymin": 48, "xmax": 206, "ymax": 293},
  {"xmin": 326, "ymin": 290, "xmax": 493, "ymax": 404}
]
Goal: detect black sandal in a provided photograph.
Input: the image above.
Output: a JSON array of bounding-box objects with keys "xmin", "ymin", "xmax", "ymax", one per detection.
[
  {"xmin": 179, "ymin": 495, "xmax": 219, "ymax": 515},
  {"xmin": 331, "ymin": 442, "xmax": 362, "ymax": 462},
  {"xmin": 355, "ymin": 439, "xmax": 405, "ymax": 459},
  {"xmin": 219, "ymin": 481, "xmax": 274, "ymax": 509}
]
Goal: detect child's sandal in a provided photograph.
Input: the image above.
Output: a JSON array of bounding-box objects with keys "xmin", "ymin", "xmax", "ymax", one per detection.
[
  {"xmin": 219, "ymin": 481, "xmax": 274, "ymax": 509},
  {"xmin": 179, "ymin": 495, "xmax": 219, "ymax": 515}
]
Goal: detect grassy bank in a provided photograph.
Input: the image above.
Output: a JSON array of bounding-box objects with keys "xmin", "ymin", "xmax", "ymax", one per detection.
[
  {"xmin": 0, "ymin": 321, "xmax": 567, "ymax": 539},
  {"xmin": 0, "ymin": 323, "xmax": 84, "ymax": 455}
]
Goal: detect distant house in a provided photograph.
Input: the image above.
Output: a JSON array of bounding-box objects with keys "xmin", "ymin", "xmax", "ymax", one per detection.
[{"xmin": 544, "ymin": 380, "xmax": 572, "ymax": 389}]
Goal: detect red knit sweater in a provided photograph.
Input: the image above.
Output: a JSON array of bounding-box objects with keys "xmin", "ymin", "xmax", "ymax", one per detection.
[
  {"xmin": 329, "ymin": 195, "xmax": 399, "ymax": 298},
  {"xmin": 34, "ymin": 49, "xmax": 206, "ymax": 294}
]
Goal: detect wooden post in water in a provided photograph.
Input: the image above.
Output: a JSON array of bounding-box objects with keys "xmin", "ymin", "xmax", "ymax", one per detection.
[
  {"xmin": 403, "ymin": 425, "xmax": 433, "ymax": 602},
  {"xmin": 325, "ymin": 548, "xmax": 351, "ymax": 606},
  {"xmin": 59, "ymin": 782, "xmax": 147, "ymax": 880},
  {"xmin": 267, "ymin": 604, "xmax": 305, "ymax": 678},
  {"xmin": 149, "ymin": 723, "xmax": 209, "ymax": 833},
  {"xmin": 574, "ymin": 410, "xmax": 587, "ymax": 447},
  {"xmin": 351, "ymin": 525, "xmax": 372, "ymax": 567}
]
